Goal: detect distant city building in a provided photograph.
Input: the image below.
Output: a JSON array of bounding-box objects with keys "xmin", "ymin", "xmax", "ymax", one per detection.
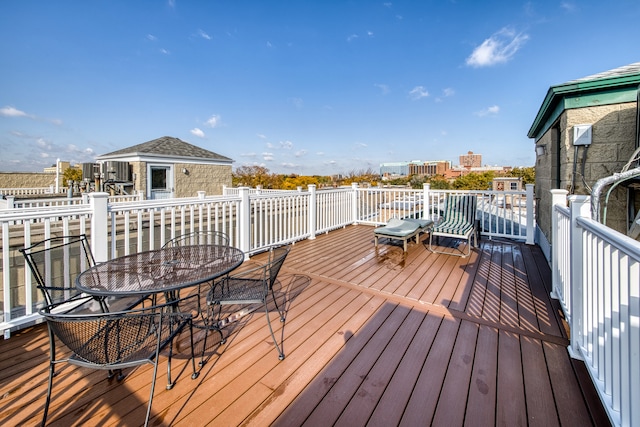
[
  {"xmin": 43, "ymin": 161, "xmax": 70, "ymax": 174},
  {"xmin": 492, "ymin": 176, "xmax": 522, "ymax": 191},
  {"xmin": 459, "ymin": 151, "xmax": 482, "ymax": 168},
  {"xmin": 444, "ymin": 165, "xmax": 512, "ymax": 180},
  {"xmin": 380, "ymin": 160, "xmax": 450, "ymax": 179}
]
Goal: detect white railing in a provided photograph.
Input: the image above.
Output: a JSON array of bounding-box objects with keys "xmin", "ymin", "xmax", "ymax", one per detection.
[
  {"xmin": 550, "ymin": 193, "xmax": 572, "ymax": 321},
  {"xmin": 1, "ymin": 184, "xmax": 535, "ymax": 336},
  {"xmin": 0, "ymin": 186, "xmax": 64, "ymax": 196},
  {"xmin": 356, "ymin": 184, "xmax": 534, "ymax": 244},
  {"xmin": 0, "ymin": 192, "xmax": 143, "ymax": 210},
  {"xmin": 551, "ymin": 192, "xmax": 640, "ymax": 427}
]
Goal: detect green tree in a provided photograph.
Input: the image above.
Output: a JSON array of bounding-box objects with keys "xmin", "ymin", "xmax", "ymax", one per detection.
[
  {"xmin": 427, "ymin": 176, "xmax": 451, "ymax": 190},
  {"xmin": 508, "ymin": 167, "xmax": 535, "ymax": 185},
  {"xmin": 453, "ymin": 171, "xmax": 495, "ymax": 190},
  {"xmin": 232, "ymin": 165, "xmax": 272, "ymax": 188},
  {"xmin": 63, "ymin": 167, "xmax": 83, "ymax": 184}
]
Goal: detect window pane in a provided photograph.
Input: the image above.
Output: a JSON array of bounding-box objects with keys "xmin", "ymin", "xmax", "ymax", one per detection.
[{"xmin": 151, "ymin": 168, "xmax": 167, "ymax": 190}]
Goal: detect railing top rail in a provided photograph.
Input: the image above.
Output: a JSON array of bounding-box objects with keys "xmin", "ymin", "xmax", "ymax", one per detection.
[
  {"xmin": 0, "ymin": 204, "xmax": 92, "ymax": 220},
  {"xmin": 553, "ymin": 203, "xmax": 571, "ymax": 217},
  {"xmin": 108, "ymin": 195, "xmax": 241, "ymax": 210},
  {"xmin": 576, "ymin": 215, "xmax": 640, "ymax": 260}
]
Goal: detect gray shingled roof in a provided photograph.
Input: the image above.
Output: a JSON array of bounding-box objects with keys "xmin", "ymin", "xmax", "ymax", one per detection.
[
  {"xmin": 567, "ymin": 62, "xmax": 640, "ymax": 84},
  {"xmin": 99, "ymin": 136, "xmax": 232, "ymax": 161}
]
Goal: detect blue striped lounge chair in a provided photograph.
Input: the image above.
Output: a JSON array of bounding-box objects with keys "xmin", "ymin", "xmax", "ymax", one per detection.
[{"xmin": 428, "ymin": 194, "xmax": 478, "ymax": 257}]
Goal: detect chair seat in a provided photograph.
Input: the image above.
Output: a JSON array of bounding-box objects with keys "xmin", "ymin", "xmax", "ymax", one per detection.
[
  {"xmin": 374, "ymin": 218, "xmax": 431, "ymax": 252},
  {"xmin": 432, "ymin": 220, "xmax": 474, "ymax": 237},
  {"xmin": 208, "ymin": 277, "xmax": 266, "ymax": 305}
]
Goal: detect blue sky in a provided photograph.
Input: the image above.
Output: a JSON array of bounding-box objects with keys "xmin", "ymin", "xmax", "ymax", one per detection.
[{"xmin": 1, "ymin": 1, "xmax": 639, "ymax": 175}]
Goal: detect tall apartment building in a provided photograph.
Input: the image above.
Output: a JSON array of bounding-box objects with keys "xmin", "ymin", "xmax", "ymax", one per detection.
[{"xmin": 459, "ymin": 151, "xmax": 482, "ymax": 168}]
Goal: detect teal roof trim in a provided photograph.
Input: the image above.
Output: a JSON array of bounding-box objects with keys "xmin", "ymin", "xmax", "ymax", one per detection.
[{"xmin": 527, "ymin": 63, "xmax": 640, "ymax": 140}]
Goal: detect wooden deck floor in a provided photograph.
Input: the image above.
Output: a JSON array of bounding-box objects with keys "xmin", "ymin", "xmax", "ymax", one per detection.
[{"xmin": 0, "ymin": 225, "xmax": 609, "ymax": 426}]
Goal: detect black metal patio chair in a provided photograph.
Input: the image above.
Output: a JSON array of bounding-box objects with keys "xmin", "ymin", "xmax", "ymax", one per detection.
[
  {"xmin": 162, "ymin": 230, "xmax": 231, "ymax": 364},
  {"xmin": 207, "ymin": 244, "xmax": 291, "ymax": 360},
  {"xmin": 20, "ymin": 234, "xmax": 148, "ymax": 314},
  {"xmin": 39, "ymin": 301, "xmax": 199, "ymax": 426}
]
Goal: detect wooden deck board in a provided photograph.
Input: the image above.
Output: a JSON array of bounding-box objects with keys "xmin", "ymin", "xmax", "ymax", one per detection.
[{"xmin": 0, "ymin": 225, "xmax": 608, "ymax": 426}]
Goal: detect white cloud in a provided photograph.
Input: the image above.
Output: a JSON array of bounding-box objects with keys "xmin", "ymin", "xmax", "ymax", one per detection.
[
  {"xmin": 347, "ymin": 34, "xmax": 359, "ymax": 42},
  {"xmin": 281, "ymin": 162, "xmax": 296, "ymax": 168},
  {"xmin": 295, "ymin": 150, "xmax": 307, "ymax": 157},
  {"xmin": 1, "ymin": 106, "xmax": 30, "ymax": 117},
  {"xmin": 266, "ymin": 142, "xmax": 274, "ymax": 149},
  {"xmin": 466, "ymin": 27, "xmax": 529, "ymax": 68},
  {"xmin": 354, "ymin": 142, "xmax": 368, "ymax": 149},
  {"xmin": 367, "ymin": 31, "xmax": 374, "ymax": 37},
  {"xmin": 409, "ymin": 86, "xmax": 429, "ymax": 100},
  {"xmin": 280, "ymin": 140, "xmax": 293, "ymax": 149},
  {"xmin": 262, "ymin": 152, "xmax": 274, "ymax": 161},
  {"xmin": 257, "ymin": 133, "xmax": 267, "ymax": 139},
  {"xmin": 374, "ymin": 83, "xmax": 390, "ymax": 95},
  {"xmin": 147, "ymin": 34, "xmax": 157, "ymax": 41},
  {"xmin": 197, "ymin": 29, "xmax": 211, "ymax": 40},
  {"xmin": 475, "ymin": 105, "xmax": 500, "ymax": 117},
  {"xmin": 160, "ymin": 48, "xmax": 170, "ymax": 55},
  {"xmin": 190, "ymin": 128, "xmax": 205, "ymax": 138},
  {"xmin": 266, "ymin": 41, "xmax": 273, "ymax": 48},
  {"xmin": 561, "ymin": 2, "xmax": 577, "ymax": 12},
  {"xmin": 205, "ymin": 114, "xmax": 221, "ymax": 128},
  {"xmin": 443, "ymin": 88, "xmax": 455, "ymax": 97},
  {"xmin": 289, "ymin": 97, "xmax": 303, "ymax": 109}
]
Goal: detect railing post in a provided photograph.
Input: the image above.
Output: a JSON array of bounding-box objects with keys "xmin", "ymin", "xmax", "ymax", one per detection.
[
  {"xmin": 423, "ymin": 183, "xmax": 430, "ymax": 220},
  {"xmin": 550, "ymin": 189, "xmax": 569, "ymax": 300},
  {"xmin": 525, "ymin": 184, "xmax": 535, "ymax": 245},
  {"xmin": 351, "ymin": 183, "xmax": 359, "ymax": 224},
  {"xmin": 568, "ymin": 194, "xmax": 590, "ymax": 360},
  {"xmin": 89, "ymin": 192, "xmax": 110, "ymax": 263},
  {"xmin": 308, "ymin": 184, "xmax": 317, "ymax": 240},
  {"xmin": 6, "ymin": 196, "xmax": 15, "ymax": 209},
  {"xmin": 197, "ymin": 191, "xmax": 206, "ymax": 199},
  {"xmin": 238, "ymin": 187, "xmax": 251, "ymax": 259}
]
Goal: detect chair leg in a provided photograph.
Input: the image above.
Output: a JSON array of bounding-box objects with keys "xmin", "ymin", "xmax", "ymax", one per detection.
[
  {"xmin": 198, "ymin": 306, "xmax": 225, "ymax": 367},
  {"xmin": 264, "ymin": 302, "xmax": 284, "ymax": 360},
  {"xmin": 145, "ymin": 357, "xmax": 160, "ymax": 427},
  {"xmin": 188, "ymin": 319, "xmax": 199, "ymax": 380},
  {"xmin": 42, "ymin": 362, "xmax": 54, "ymax": 426}
]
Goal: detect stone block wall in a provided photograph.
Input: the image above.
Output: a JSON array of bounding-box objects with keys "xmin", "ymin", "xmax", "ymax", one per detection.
[
  {"xmin": 536, "ymin": 101, "xmax": 638, "ymax": 241},
  {"xmin": 174, "ymin": 163, "xmax": 232, "ymax": 197}
]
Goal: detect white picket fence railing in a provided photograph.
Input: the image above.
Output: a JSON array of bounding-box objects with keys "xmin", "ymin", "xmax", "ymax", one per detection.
[
  {"xmin": 0, "ymin": 186, "xmax": 65, "ymax": 196},
  {"xmin": 0, "ymin": 183, "xmax": 536, "ymax": 337},
  {"xmin": 551, "ymin": 190, "xmax": 640, "ymax": 427}
]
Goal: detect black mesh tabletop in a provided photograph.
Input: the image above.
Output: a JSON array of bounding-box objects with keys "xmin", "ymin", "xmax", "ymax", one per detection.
[{"xmin": 76, "ymin": 245, "xmax": 244, "ymax": 296}]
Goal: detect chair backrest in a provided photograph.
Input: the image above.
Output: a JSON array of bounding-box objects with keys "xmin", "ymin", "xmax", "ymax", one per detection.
[
  {"xmin": 267, "ymin": 245, "xmax": 291, "ymax": 289},
  {"xmin": 42, "ymin": 304, "xmax": 184, "ymax": 367},
  {"xmin": 443, "ymin": 194, "xmax": 477, "ymax": 224},
  {"xmin": 163, "ymin": 231, "xmax": 230, "ymax": 248},
  {"xmin": 20, "ymin": 235, "xmax": 95, "ymax": 306}
]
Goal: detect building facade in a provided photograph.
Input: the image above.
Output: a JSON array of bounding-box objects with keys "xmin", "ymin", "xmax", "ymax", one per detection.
[
  {"xmin": 459, "ymin": 151, "xmax": 482, "ymax": 168},
  {"xmin": 528, "ymin": 62, "xmax": 640, "ymax": 244},
  {"xmin": 96, "ymin": 136, "xmax": 234, "ymax": 199}
]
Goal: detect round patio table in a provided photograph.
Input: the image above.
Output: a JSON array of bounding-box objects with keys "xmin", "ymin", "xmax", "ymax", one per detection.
[{"xmin": 76, "ymin": 245, "xmax": 244, "ymax": 297}]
